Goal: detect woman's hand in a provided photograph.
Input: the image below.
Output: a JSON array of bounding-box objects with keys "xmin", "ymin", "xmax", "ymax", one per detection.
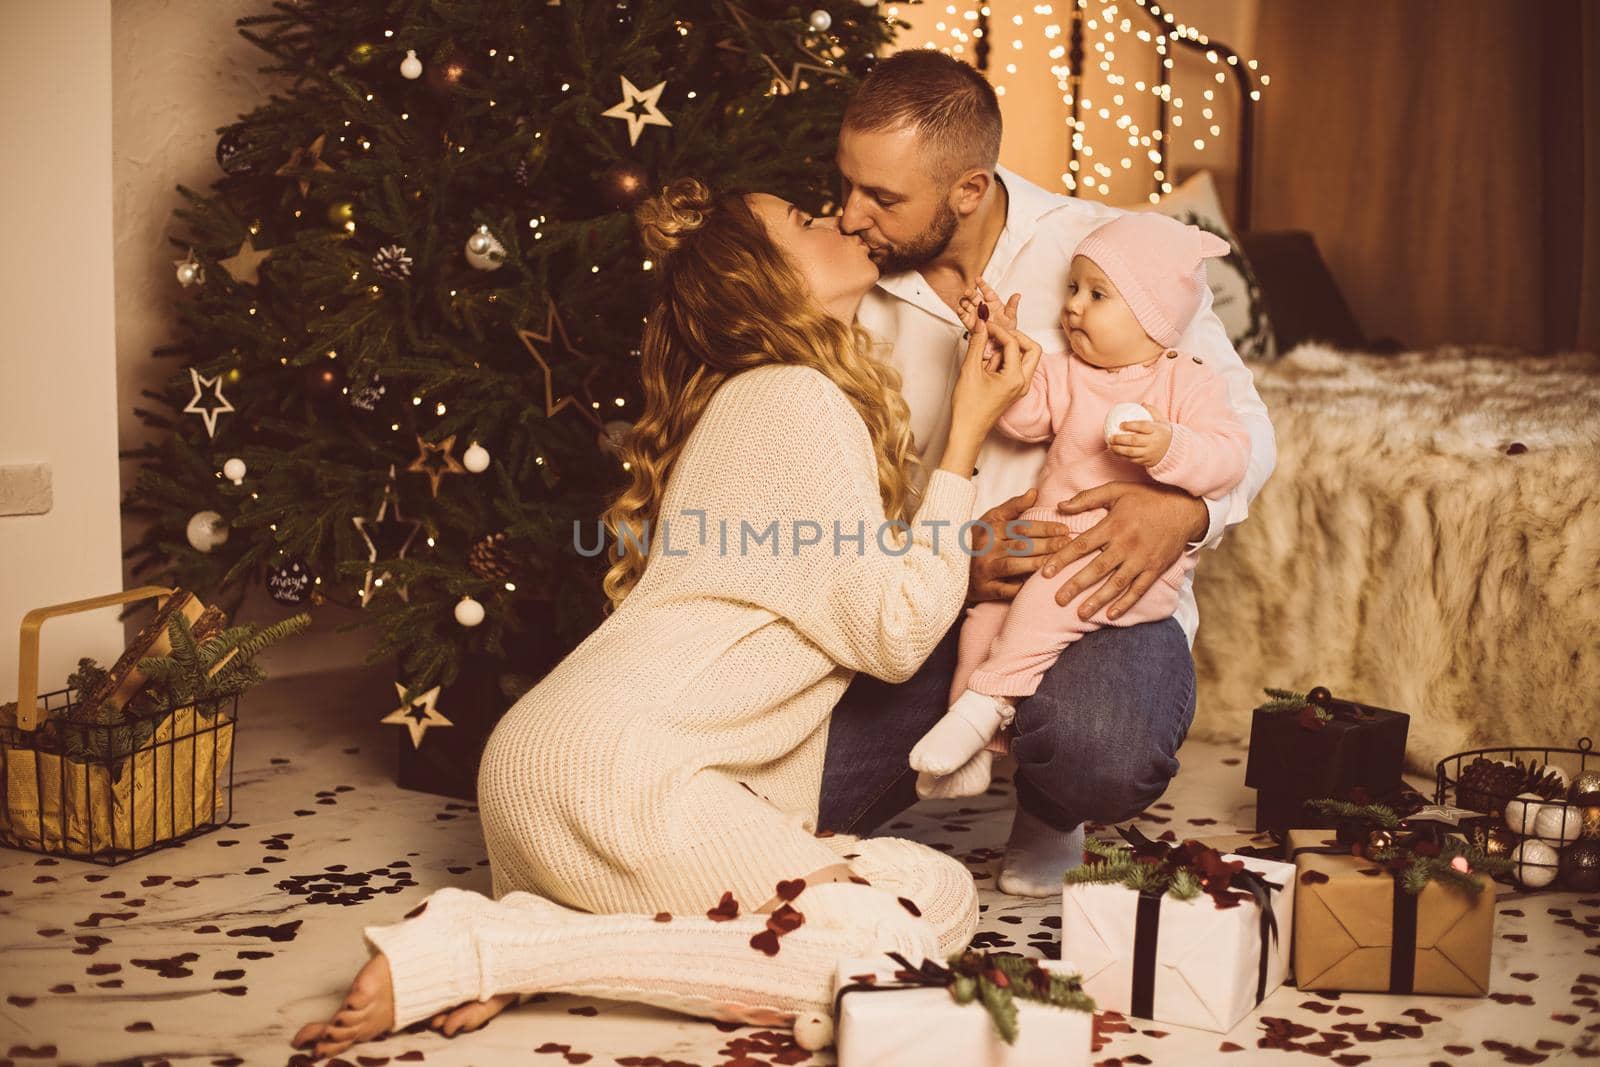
[
  {"xmin": 956, "ymin": 277, "xmax": 1020, "ymax": 365},
  {"xmin": 950, "ymin": 315, "xmax": 1043, "ymax": 434}
]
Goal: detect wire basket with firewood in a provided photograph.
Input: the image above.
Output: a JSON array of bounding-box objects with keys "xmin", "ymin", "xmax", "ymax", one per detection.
[{"xmin": 0, "ymin": 586, "xmax": 307, "ymax": 864}]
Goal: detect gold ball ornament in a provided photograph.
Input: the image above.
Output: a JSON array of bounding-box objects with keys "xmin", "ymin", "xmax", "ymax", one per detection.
[
  {"xmin": 326, "ymin": 200, "xmax": 356, "ymax": 227},
  {"xmin": 1364, "ymin": 829, "xmax": 1394, "ymax": 855},
  {"xmin": 1570, "ymin": 769, "xmax": 1600, "ymax": 803},
  {"xmin": 347, "ymin": 41, "xmax": 377, "ymax": 66},
  {"xmin": 1580, "ymin": 803, "xmax": 1600, "ymax": 841},
  {"xmin": 1560, "ymin": 841, "xmax": 1600, "ymax": 891},
  {"xmin": 1468, "ymin": 821, "xmax": 1516, "ymax": 858}
]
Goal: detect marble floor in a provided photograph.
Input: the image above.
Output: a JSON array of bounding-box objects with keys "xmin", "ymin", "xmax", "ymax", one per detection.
[{"xmin": 1, "ymin": 664, "xmax": 1596, "ymax": 1066}]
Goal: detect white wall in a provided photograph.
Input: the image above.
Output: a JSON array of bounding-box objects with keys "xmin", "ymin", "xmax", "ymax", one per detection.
[
  {"xmin": 112, "ymin": 0, "xmax": 377, "ymax": 678},
  {"xmin": 0, "ymin": 3, "xmax": 127, "ymax": 707}
]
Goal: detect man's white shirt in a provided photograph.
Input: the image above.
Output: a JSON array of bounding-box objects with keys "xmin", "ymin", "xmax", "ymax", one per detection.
[{"xmin": 857, "ymin": 164, "xmax": 1277, "ymax": 650}]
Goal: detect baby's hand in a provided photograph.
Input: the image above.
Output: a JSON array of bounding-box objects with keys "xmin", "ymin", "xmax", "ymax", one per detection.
[
  {"xmin": 958, "ymin": 277, "xmax": 1020, "ymax": 335},
  {"xmin": 1108, "ymin": 419, "xmax": 1173, "ymax": 467}
]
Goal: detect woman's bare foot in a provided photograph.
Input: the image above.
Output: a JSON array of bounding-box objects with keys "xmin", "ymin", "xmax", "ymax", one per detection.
[
  {"xmin": 291, "ymin": 952, "xmax": 396, "ymax": 1058},
  {"xmin": 429, "ymin": 992, "xmax": 519, "ymax": 1036}
]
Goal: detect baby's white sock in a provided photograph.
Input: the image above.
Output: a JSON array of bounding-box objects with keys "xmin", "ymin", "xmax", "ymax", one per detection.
[
  {"xmin": 996, "ymin": 806, "xmax": 1085, "ymax": 898},
  {"xmin": 914, "ymin": 749, "xmax": 996, "ymax": 801},
  {"xmin": 908, "ymin": 689, "xmax": 1015, "ymax": 776}
]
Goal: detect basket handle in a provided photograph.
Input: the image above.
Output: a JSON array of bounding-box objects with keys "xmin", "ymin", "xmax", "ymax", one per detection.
[{"xmin": 16, "ymin": 586, "xmax": 177, "ymax": 733}]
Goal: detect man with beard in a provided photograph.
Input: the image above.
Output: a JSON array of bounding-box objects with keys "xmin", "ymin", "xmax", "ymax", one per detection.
[{"xmin": 816, "ymin": 49, "xmax": 1276, "ymax": 895}]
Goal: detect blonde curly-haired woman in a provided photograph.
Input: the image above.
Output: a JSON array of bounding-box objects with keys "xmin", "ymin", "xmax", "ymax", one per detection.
[{"xmin": 293, "ymin": 177, "xmax": 1042, "ymax": 1058}]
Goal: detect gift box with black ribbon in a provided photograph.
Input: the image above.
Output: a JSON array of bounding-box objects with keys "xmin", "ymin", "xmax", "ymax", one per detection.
[
  {"xmin": 1288, "ymin": 813, "xmax": 1502, "ymax": 995},
  {"xmin": 831, "ymin": 950, "xmax": 1095, "ymax": 1066},
  {"xmin": 1059, "ymin": 827, "xmax": 1295, "ymax": 1033},
  {"xmin": 1244, "ymin": 686, "xmax": 1410, "ymax": 840}
]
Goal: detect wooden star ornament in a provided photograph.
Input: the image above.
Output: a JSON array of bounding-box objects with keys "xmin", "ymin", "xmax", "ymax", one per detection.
[
  {"xmin": 601, "ymin": 75, "xmax": 673, "ymax": 146},
  {"xmin": 352, "ymin": 466, "xmax": 423, "ymax": 607},
  {"xmin": 516, "ymin": 302, "xmax": 605, "ymax": 431},
  {"xmin": 274, "ymin": 132, "xmax": 336, "ymax": 198},
  {"xmin": 717, "ymin": 1, "xmax": 845, "ymax": 95},
  {"xmin": 218, "ymin": 236, "xmax": 272, "ymax": 286},
  {"xmin": 382, "ymin": 682, "xmax": 453, "ymax": 749},
  {"xmin": 183, "ymin": 366, "xmax": 235, "ymax": 438},
  {"xmin": 407, "ymin": 434, "xmax": 468, "ymax": 497}
]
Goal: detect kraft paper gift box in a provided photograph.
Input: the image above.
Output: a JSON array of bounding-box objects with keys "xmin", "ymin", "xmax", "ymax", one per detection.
[
  {"xmin": 1244, "ymin": 689, "xmax": 1410, "ymax": 840},
  {"xmin": 832, "ymin": 954, "xmax": 1094, "ymax": 1067},
  {"xmin": 1287, "ymin": 828, "xmax": 1495, "ymax": 995},
  {"xmin": 1060, "ymin": 852, "xmax": 1296, "ymax": 1032}
]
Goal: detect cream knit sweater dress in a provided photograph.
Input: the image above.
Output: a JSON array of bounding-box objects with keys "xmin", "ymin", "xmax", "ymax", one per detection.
[{"xmin": 361, "ymin": 363, "xmax": 983, "ymax": 1031}]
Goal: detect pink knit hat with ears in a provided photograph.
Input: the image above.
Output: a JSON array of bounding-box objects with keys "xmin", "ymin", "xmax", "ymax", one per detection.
[{"xmin": 1072, "ymin": 213, "xmax": 1232, "ymax": 348}]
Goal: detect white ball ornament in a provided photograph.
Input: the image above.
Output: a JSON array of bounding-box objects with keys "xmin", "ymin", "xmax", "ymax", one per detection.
[
  {"xmin": 223, "ymin": 457, "xmax": 247, "ymax": 485},
  {"xmin": 400, "ymin": 49, "xmax": 423, "ymax": 79},
  {"xmin": 1533, "ymin": 803, "xmax": 1584, "ymax": 846},
  {"xmin": 462, "ymin": 441, "xmax": 491, "ymax": 473},
  {"xmin": 464, "ymin": 226, "xmax": 506, "ymax": 271},
  {"xmin": 176, "ymin": 260, "xmax": 203, "ymax": 287},
  {"xmin": 807, "ymin": 8, "xmax": 833, "ymax": 31},
  {"xmin": 1504, "ymin": 792, "xmax": 1547, "ymax": 836},
  {"xmin": 454, "ymin": 596, "xmax": 485, "ymax": 628},
  {"xmin": 792, "ymin": 1010, "xmax": 834, "ymax": 1051},
  {"xmin": 1509, "ymin": 838, "xmax": 1559, "ymax": 889},
  {"xmin": 186, "ymin": 510, "xmax": 230, "ymax": 553},
  {"xmin": 1104, "ymin": 402, "xmax": 1153, "ymax": 444}
]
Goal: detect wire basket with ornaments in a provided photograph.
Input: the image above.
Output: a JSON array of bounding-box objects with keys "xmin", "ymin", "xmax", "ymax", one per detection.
[{"xmin": 1435, "ymin": 738, "xmax": 1600, "ymax": 892}]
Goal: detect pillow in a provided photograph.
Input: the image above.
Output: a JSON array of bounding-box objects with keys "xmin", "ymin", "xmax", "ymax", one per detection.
[{"xmin": 1134, "ymin": 171, "xmax": 1278, "ymax": 362}]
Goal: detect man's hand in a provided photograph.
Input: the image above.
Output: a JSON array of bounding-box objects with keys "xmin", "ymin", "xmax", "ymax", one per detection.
[
  {"xmin": 967, "ymin": 488, "xmax": 1074, "ymax": 605},
  {"xmin": 1038, "ymin": 482, "xmax": 1209, "ymax": 619}
]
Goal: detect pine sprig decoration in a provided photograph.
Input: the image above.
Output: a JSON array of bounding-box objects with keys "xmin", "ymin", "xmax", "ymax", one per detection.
[
  {"xmin": 942, "ymin": 951, "xmax": 1096, "ymax": 1045},
  {"xmin": 1307, "ymin": 798, "xmax": 1403, "ymax": 829},
  {"xmin": 1259, "ymin": 686, "xmax": 1307, "ymax": 712},
  {"xmin": 1061, "ymin": 838, "xmax": 1202, "ymax": 900},
  {"xmin": 1308, "ymin": 797, "xmax": 1516, "ymax": 895}
]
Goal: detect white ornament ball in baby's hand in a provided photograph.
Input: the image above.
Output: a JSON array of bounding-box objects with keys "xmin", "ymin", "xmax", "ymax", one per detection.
[
  {"xmin": 1533, "ymin": 803, "xmax": 1584, "ymax": 846},
  {"xmin": 793, "ymin": 1010, "xmax": 834, "ymax": 1051},
  {"xmin": 1104, "ymin": 402, "xmax": 1153, "ymax": 444},
  {"xmin": 1510, "ymin": 838, "xmax": 1559, "ymax": 888},
  {"xmin": 1503, "ymin": 792, "xmax": 1547, "ymax": 835}
]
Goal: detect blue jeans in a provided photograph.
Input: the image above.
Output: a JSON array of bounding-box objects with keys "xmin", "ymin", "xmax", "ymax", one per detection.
[{"xmin": 817, "ymin": 614, "xmax": 1197, "ymax": 835}]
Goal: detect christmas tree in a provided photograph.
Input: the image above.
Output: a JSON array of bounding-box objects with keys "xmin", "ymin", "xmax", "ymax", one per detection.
[{"xmin": 123, "ymin": 0, "xmax": 901, "ymax": 716}]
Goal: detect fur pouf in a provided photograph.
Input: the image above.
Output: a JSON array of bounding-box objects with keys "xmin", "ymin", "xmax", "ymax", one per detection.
[{"xmin": 1191, "ymin": 343, "xmax": 1600, "ymax": 771}]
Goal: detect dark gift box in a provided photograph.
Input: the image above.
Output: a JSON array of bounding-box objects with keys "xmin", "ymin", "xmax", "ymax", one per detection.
[
  {"xmin": 395, "ymin": 601, "xmax": 562, "ymax": 800},
  {"xmin": 1244, "ymin": 687, "xmax": 1410, "ymax": 840}
]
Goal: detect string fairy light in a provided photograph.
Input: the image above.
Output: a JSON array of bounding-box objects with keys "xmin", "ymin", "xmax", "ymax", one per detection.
[{"xmin": 915, "ymin": 0, "xmax": 1265, "ymax": 203}]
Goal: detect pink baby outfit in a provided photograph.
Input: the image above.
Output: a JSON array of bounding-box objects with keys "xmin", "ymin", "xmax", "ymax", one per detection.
[{"xmin": 952, "ymin": 346, "xmax": 1249, "ymax": 704}]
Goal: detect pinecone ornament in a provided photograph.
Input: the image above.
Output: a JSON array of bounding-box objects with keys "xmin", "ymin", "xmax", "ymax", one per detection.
[
  {"xmin": 372, "ymin": 244, "xmax": 413, "ymax": 280},
  {"xmin": 469, "ymin": 531, "xmax": 519, "ymax": 582},
  {"xmin": 514, "ymin": 159, "xmax": 531, "ymax": 187},
  {"xmin": 1457, "ymin": 756, "xmax": 1566, "ymax": 814}
]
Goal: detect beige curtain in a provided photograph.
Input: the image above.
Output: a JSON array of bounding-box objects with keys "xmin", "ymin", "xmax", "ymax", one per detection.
[{"xmin": 1250, "ymin": 0, "xmax": 1599, "ymax": 354}]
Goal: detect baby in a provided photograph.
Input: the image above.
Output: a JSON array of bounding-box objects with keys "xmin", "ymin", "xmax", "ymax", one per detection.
[{"xmin": 909, "ymin": 212, "xmax": 1250, "ymax": 799}]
